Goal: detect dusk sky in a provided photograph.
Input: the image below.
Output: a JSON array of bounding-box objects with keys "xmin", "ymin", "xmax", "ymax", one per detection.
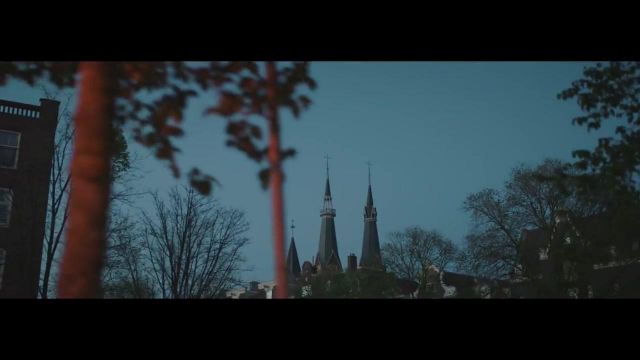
[{"xmin": 0, "ymin": 62, "xmax": 610, "ymax": 283}]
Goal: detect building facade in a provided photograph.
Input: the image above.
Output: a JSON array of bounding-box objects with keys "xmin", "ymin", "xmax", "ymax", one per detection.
[{"xmin": 0, "ymin": 98, "xmax": 59, "ymax": 298}]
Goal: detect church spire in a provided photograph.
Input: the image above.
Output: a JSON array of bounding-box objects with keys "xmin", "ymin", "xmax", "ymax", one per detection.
[
  {"xmin": 322, "ymin": 154, "xmax": 334, "ymax": 213},
  {"xmin": 317, "ymin": 155, "xmax": 342, "ymax": 271},
  {"xmin": 366, "ymin": 161, "xmax": 374, "ymax": 208},
  {"xmin": 286, "ymin": 219, "xmax": 301, "ymax": 278},
  {"xmin": 360, "ymin": 162, "xmax": 382, "ymax": 269}
]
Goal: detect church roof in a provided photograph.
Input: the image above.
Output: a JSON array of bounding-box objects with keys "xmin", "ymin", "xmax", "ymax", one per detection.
[
  {"xmin": 366, "ymin": 184, "xmax": 373, "ymax": 209},
  {"xmin": 360, "ymin": 182, "xmax": 382, "ymax": 269},
  {"xmin": 326, "ymin": 250, "xmax": 343, "ymax": 272},
  {"xmin": 325, "ymin": 177, "xmax": 331, "ymax": 197},
  {"xmin": 286, "ymin": 236, "xmax": 301, "ymax": 278},
  {"xmin": 317, "ymin": 162, "xmax": 341, "ymax": 271}
]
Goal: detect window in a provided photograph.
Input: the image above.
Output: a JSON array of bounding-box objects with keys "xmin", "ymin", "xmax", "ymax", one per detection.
[
  {"xmin": 0, "ymin": 130, "xmax": 20, "ymax": 169},
  {"xmin": 0, "ymin": 249, "xmax": 5, "ymax": 290},
  {"xmin": 0, "ymin": 188, "xmax": 13, "ymax": 227},
  {"xmin": 539, "ymin": 247, "xmax": 549, "ymax": 261}
]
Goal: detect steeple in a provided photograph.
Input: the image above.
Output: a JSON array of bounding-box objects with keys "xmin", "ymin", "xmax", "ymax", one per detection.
[
  {"xmin": 360, "ymin": 162, "xmax": 382, "ymax": 269},
  {"xmin": 365, "ymin": 160, "xmax": 374, "ymax": 209},
  {"xmin": 322, "ymin": 154, "xmax": 334, "ymax": 211},
  {"xmin": 317, "ymin": 155, "xmax": 342, "ymax": 271},
  {"xmin": 286, "ymin": 219, "xmax": 301, "ymax": 278}
]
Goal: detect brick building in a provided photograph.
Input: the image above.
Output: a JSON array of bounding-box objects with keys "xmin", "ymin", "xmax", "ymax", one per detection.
[{"xmin": 0, "ymin": 98, "xmax": 59, "ymax": 298}]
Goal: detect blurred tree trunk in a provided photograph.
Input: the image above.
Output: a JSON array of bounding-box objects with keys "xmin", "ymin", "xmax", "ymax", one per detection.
[
  {"xmin": 58, "ymin": 62, "xmax": 115, "ymax": 298},
  {"xmin": 265, "ymin": 61, "xmax": 288, "ymax": 298}
]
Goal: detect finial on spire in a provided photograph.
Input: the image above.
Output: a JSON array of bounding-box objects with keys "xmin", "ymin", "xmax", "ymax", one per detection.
[
  {"xmin": 290, "ymin": 219, "xmax": 295, "ymax": 237},
  {"xmin": 324, "ymin": 154, "xmax": 331, "ymax": 179},
  {"xmin": 366, "ymin": 160, "xmax": 372, "ymax": 186}
]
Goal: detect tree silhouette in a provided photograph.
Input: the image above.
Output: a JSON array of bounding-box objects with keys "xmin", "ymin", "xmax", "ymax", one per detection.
[
  {"xmin": 458, "ymin": 159, "xmax": 601, "ymax": 280},
  {"xmin": 558, "ymin": 61, "xmax": 640, "ymax": 199},
  {"xmin": 37, "ymin": 88, "xmax": 134, "ymax": 298},
  {"xmin": 382, "ymin": 227, "xmax": 457, "ymax": 289},
  {"xmin": 103, "ymin": 186, "xmax": 249, "ymax": 298}
]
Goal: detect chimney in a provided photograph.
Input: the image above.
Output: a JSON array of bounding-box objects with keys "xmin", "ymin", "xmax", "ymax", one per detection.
[
  {"xmin": 39, "ymin": 98, "xmax": 60, "ymax": 127},
  {"xmin": 348, "ymin": 253, "xmax": 358, "ymax": 272}
]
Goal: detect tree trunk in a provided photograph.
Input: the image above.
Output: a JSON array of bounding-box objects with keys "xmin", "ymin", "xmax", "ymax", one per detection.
[
  {"xmin": 57, "ymin": 62, "xmax": 115, "ymax": 298},
  {"xmin": 41, "ymin": 254, "xmax": 52, "ymax": 298},
  {"xmin": 265, "ymin": 61, "xmax": 288, "ymax": 299}
]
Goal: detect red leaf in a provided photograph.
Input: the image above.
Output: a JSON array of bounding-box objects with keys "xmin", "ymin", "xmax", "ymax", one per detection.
[{"xmin": 209, "ymin": 92, "xmax": 243, "ymax": 116}]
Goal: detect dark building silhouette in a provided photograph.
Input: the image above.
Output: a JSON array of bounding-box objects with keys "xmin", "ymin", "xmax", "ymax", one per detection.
[
  {"xmin": 347, "ymin": 253, "xmax": 357, "ymax": 272},
  {"xmin": 315, "ymin": 159, "xmax": 342, "ymax": 271},
  {"xmin": 420, "ymin": 265, "xmax": 511, "ymax": 299},
  {"xmin": 0, "ymin": 98, "xmax": 59, "ymax": 298},
  {"xmin": 514, "ymin": 209, "xmax": 640, "ymax": 298},
  {"xmin": 286, "ymin": 220, "xmax": 301, "ymax": 279},
  {"xmin": 359, "ymin": 167, "xmax": 382, "ymax": 269}
]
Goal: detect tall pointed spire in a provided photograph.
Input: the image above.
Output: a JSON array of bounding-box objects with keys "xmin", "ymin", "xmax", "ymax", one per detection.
[
  {"xmin": 360, "ymin": 162, "xmax": 382, "ymax": 269},
  {"xmin": 366, "ymin": 161, "xmax": 373, "ymax": 208},
  {"xmin": 317, "ymin": 155, "xmax": 342, "ymax": 271},
  {"xmin": 322, "ymin": 154, "xmax": 334, "ymax": 213},
  {"xmin": 326, "ymin": 154, "xmax": 330, "ymax": 179},
  {"xmin": 286, "ymin": 219, "xmax": 301, "ymax": 278}
]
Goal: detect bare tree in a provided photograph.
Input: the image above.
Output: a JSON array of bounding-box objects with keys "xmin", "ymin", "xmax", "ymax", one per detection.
[
  {"xmin": 39, "ymin": 89, "xmax": 73, "ymax": 298},
  {"xmin": 136, "ymin": 186, "xmax": 249, "ymax": 299},
  {"xmin": 38, "ymin": 88, "xmax": 140, "ymax": 298},
  {"xmin": 457, "ymin": 159, "xmax": 601, "ymax": 280},
  {"xmin": 382, "ymin": 227, "xmax": 457, "ymax": 284},
  {"xmin": 102, "ymin": 208, "xmax": 155, "ymax": 298}
]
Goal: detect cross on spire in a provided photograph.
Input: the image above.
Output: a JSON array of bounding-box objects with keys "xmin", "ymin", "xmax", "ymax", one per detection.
[{"xmin": 290, "ymin": 219, "xmax": 295, "ymax": 237}]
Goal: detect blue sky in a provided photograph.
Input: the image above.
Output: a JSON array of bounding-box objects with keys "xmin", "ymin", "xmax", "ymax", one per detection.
[{"xmin": 0, "ymin": 62, "xmax": 609, "ymax": 282}]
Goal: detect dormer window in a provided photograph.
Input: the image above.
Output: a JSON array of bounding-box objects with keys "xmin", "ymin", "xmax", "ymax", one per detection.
[{"xmin": 0, "ymin": 130, "xmax": 20, "ymax": 169}]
